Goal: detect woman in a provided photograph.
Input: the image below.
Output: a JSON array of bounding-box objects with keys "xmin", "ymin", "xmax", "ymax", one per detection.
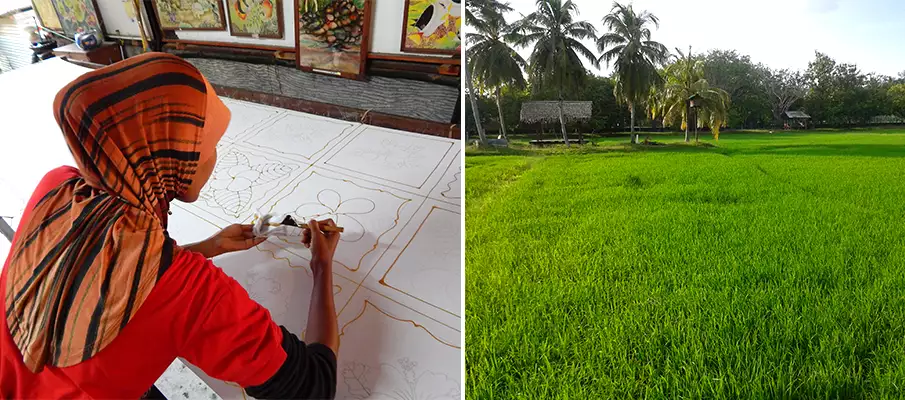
[{"xmin": 0, "ymin": 53, "xmax": 340, "ymax": 399}]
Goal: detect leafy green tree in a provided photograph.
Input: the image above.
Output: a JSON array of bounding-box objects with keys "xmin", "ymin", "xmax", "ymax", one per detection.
[
  {"xmin": 582, "ymin": 75, "xmax": 630, "ymax": 132},
  {"xmin": 702, "ymin": 50, "xmax": 772, "ymax": 128},
  {"xmin": 597, "ymin": 2, "xmax": 668, "ymax": 143},
  {"xmin": 890, "ymin": 83, "xmax": 905, "ymax": 117},
  {"xmin": 803, "ymin": 52, "xmax": 885, "ymax": 126},
  {"xmin": 465, "ymin": 90, "xmax": 495, "ymax": 139},
  {"xmin": 512, "ymin": 0, "xmax": 598, "ymax": 147},
  {"xmin": 766, "ymin": 69, "xmax": 807, "ymax": 126},
  {"xmin": 467, "ymin": 5, "xmax": 526, "ymax": 140},
  {"xmin": 862, "ymin": 74, "xmax": 892, "ymax": 123},
  {"xmin": 498, "ymin": 85, "xmax": 531, "ymax": 132}
]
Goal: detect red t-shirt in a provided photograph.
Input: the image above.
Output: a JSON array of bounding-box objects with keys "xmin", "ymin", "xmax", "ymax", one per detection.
[{"xmin": 0, "ymin": 167, "xmax": 287, "ymax": 398}]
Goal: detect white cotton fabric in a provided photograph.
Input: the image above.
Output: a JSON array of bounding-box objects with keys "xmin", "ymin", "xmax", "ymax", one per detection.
[{"xmin": 253, "ymin": 213, "xmax": 306, "ymax": 238}]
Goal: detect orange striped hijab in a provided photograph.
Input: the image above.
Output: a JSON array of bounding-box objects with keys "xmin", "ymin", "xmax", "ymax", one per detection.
[{"xmin": 5, "ymin": 53, "xmax": 230, "ymax": 372}]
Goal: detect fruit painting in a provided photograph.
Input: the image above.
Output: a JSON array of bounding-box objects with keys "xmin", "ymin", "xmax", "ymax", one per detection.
[
  {"xmin": 152, "ymin": 0, "xmax": 226, "ymax": 30},
  {"xmin": 50, "ymin": 0, "xmax": 103, "ymax": 37},
  {"xmin": 401, "ymin": 0, "xmax": 461, "ymax": 55},
  {"xmin": 295, "ymin": 0, "xmax": 371, "ymax": 80},
  {"xmin": 32, "ymin": 0, "xmax": 62, "ymax": 31},
  {"xmin": 228, "ymin": 0, "xmax": 282, "ymax": 38}
]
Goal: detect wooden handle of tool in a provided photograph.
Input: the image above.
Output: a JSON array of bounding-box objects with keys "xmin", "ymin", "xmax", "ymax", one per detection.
[{"xmin": 301, "ymin": 223, "xmax": 344, "ymax": 233}]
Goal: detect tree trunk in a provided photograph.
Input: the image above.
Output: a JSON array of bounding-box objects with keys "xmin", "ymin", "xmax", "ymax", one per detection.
[
  {"xmin": 495, "ymin": 87, "xmax": 507, "ymax": 140},
  {"xmin": 558, "ymin": 88, "xmax": 569, "ymax": 147},
  {"xmin": 694, "ymin": 108, "xmax": 698, "ymax": 143},
  {"xmin": 466, "ymin": 74, "xmax": 487, "ymax": 146},
  {"xmin": 684, "ymin": 101, "xmax": 690, "ymax": 143},
  {"xmin": 694, "ymin": 108, "xmax": 699, "ymax": 143},
  {"xmin": 630, "ymin": 103, "xmax": 636, "ymax": 144}
]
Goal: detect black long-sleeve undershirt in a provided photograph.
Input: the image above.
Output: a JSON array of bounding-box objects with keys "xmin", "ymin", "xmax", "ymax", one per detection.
[{"xmin": 245, "ymin": 326, "xmax": 337, "ymax": 399}]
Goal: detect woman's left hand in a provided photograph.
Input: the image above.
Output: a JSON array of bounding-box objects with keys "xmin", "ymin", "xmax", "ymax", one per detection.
[{"xmin": 186, "ymin": 224, "xmax": 266, "ymax": 258}]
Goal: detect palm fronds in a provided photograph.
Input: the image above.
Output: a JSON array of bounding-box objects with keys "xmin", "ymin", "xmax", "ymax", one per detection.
[{"xmin": 597, "ymin": 1, "xmax": 667, "ymax": 142}]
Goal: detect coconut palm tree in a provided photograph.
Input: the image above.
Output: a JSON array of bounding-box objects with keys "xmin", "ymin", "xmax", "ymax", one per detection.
[
  {"xmin": 661, "ymin": 47, "xmax": 731, "ymax": 141},
  {"xmin": 693, "ymin": 91, "xmax": 731, "ymax": 140},
  {"xmin": 647, "ymin": 82, "xmax": 665, "ymax": 130},
  {"xmin": 467, "ymin": 9, "xmax": 526, "ymax": 140},
  {"xmin": 597, "ymin": 2, "xmax": 668, "ymax": 144},
  {"xmin": 511, "ymin": 0, "xmax": 597, "ymax": 147},
  {"xmin": 465, "ymin": 57, "xmax": 488, "ymax": 146},
  {"xmin": 465, "ymin": 0, "xmax": 512, "ymax": 145},
  {"xmin": 466, "ymin": 0, "xmax": 510, "ymax": 31}
]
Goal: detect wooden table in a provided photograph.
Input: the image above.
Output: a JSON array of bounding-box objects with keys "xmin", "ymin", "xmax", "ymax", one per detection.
[{"xmin": 52, "ymin": 42, "xmax": 122, "ymax": 66}]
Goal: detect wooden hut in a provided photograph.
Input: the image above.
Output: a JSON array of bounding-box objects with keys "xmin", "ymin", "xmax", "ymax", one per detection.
[
  {"xmin": 520, "ymin": 101, "xmax": 592, "ymax": 143},
  {"xmin": 783, "ymin": 110, "xmax": 811, "ymax": 129}
]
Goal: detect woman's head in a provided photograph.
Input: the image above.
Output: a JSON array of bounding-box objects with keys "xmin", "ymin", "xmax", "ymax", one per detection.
[
  {"xmin": 7, "ymin": 53, "xmax": 232, "ymax": 372},
  {"xmin": 53, "ymin": 52, "xmax": 230, "ymax": 219}
]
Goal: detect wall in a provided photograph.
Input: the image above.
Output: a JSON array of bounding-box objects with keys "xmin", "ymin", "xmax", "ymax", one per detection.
[
  {"xmin": 186, "ymin": 56, "xmax": 459, "ymax": 122},
  {"xmin": 370, "ymin": 0, "xmax": 405, "ymax": 54},
  {"xmin": 173, "ymin": 0, "xmax": 433, "ymax": 55}
]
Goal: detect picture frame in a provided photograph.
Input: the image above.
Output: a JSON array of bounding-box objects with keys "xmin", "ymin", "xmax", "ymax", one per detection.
[
  {"xmin": 294, "ymin": 0, "xmax": 371, "ymax": 80},
  {"xmin": 151, "ymin": 0, "xmax": 227, "ymax": 31},
  {"xmin": 400, "ymin": 0, "xmax": 461, "ymax": 56},
  {"xmin": 31, "ymin": 0, "xmax": 63, "ymax": 31},
  {"xmin": 226, "ymin": 0, "xmax": 284, "ymax": 39},
  {"xmin": 50, "ymin": 0, "xmax": 106, "ymax": 38}
]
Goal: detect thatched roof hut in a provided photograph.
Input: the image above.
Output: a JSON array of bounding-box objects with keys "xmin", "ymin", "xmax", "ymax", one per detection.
[
  {"xmin": 784, "ymin": 110, "xmax": 811, "ymax": 119},
  {"xmin": 520, "ymin": 101, "xmax": 592, "ymax": 124},
  {"xmin": 784, "ymin": 110, "xmax": 812, "ymax": 129}
]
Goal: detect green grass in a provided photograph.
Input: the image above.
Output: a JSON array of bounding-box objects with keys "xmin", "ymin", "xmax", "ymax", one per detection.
[{"xmin": 465, "ymin": 129, "xmax": 905, "ymax": 398}]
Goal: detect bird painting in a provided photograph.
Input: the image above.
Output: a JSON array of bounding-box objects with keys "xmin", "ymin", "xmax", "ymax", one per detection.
[
  {"xmin": 411, "ymin": 3, "xmax": 434, "ymax": 32},
  {"xmin": 411, "ymin": 0, "xmax": 453, "ymax": 38},
  {"xmin": 405, "ymin": 0, "xmax": 460, "ymax": 52}
]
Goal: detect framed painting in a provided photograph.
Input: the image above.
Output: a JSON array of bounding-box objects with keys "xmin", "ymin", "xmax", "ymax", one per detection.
[
  {"xmin": 295, "ymin": 0, "xmax": 371, "ymax": 80},
  {"xmin": 152, "ymin": 0, "xmax": 226, "ymax": 30},
  {"xmin": 227, "ymin": 0, "xmax": 283, "ymax": 38},
  {"xmin": 50, "ymin": 0, "xmax": 105, "ymax": 37},
  {"xmin": 32, "ymin": 0, "xmax": 62, "ymax": 31},
  {"xmin": 401, "ymin": 0, "xmax": 461, "ymax": 55},
  {"xmin": 96, "ymin": 0, "xmax": 153, "ymax": 38}
]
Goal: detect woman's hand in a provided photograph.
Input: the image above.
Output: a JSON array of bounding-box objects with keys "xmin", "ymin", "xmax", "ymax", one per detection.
[
  {"xmin": 301, "ymin": 219, "xmax": 340, "ymax": 276},
  {"xmin": 185, "ymin": 224, "xmax": 265, "ymax": 258}
]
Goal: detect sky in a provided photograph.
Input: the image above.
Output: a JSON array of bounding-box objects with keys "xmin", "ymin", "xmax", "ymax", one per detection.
[{"xmin": 496, "ymin": 0, "xmax": 905, "ymax": 77}]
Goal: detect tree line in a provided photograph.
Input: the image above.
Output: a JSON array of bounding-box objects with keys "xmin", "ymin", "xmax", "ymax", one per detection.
[{"xmin": 466, "ymin": 0, "xmax": 905, "ymax": 146}]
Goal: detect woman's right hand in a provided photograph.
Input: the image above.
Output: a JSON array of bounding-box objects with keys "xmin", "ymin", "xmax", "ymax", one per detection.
[{"xmin": 302, "ymin": 218, "xmax": 340, "ymax": 276}]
